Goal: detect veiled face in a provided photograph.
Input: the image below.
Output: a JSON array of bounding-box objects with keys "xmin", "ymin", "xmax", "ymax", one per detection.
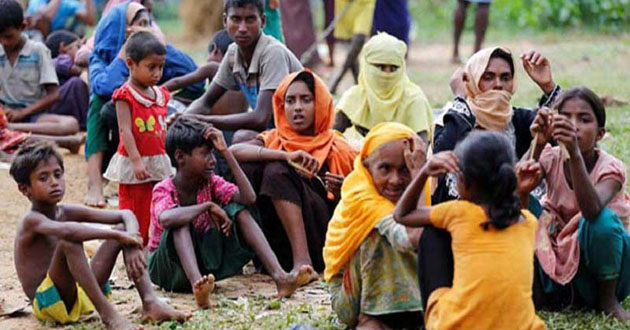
[{"xmin": 478, "ymin": 57, "xmax": 514, "ymax": 93}]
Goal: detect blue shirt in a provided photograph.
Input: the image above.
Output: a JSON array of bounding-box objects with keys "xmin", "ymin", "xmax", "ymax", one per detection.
[{"xmin": 27, "ymin": 0, "xmax": 84, "ymax": 32}]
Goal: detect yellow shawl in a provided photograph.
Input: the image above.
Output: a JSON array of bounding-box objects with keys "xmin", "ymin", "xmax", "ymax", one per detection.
[
  {"xmin": 464, "ymin": 47, "xmax": 517, "ymax": 132},
  {"xmin": 336, "ymin": 33, "xmax": 433, "ymax": 138},
  {"xmin": 324, "ymin": 122, "xmax": 425, "ymax": 281}
]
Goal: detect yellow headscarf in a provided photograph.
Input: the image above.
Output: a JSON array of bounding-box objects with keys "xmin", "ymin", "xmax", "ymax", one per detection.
[
  {"xmin": 336, "ymin": 33, "xmax": 434, "ymax": 138},
  {"xmin": 324, "ymin": 122, "xmax": 428, "ymax": 282},
  {"xmin": 464, "ymin": 47, "xmax": 517, "ymax": 131}
]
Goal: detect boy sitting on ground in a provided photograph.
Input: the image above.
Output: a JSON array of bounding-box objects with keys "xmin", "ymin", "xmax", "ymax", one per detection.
[
  {"xmin": 10, "ymin": 140, "xmax": 189, "ymax": 329},
  {"xmin": 0, "ymin": 0, "xmax": 79, "ymax": 137},
  {"xmin": 147, "ymin": 117, "xmax": 313, "ymax": 308}
]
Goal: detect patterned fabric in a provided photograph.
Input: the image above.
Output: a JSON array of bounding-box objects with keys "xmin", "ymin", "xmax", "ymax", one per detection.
[
  {"xmin": 536, "ymin": 146, "xmax": 630, "ymax": 284},
  {"xmin": 32, "ymin": 273, "xmax": 111, "ymax": 324},
  {"xmin": 328, "ymin": 228, "xmax": 421, "ymax": 327},
  {"xmin": 148, "ymin": 175, "xmax": 238, "ymax": 252},
  {"xmin": 0, "ymin": 107, "xmax": 30, "ymax": 153}
]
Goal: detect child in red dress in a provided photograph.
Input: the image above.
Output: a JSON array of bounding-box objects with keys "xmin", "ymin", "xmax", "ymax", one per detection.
[{"xmin": 104, "ymin": 31, "xmax": 173, "ymax": 245}]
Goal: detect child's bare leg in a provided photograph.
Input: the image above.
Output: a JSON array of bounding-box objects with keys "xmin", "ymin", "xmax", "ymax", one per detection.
[
  {"xmin": 172, "ymin": 225, "xmax": 214, "ymax": 309},
  {"xmin": 8, "ymin": 114, "xmax": 79, "ymax": 136},
  {"xmin": 90, "ymin": 233, "xmax": 191, "ymax": 322},
  {"xmin": 235, "ymin": 210, "xmax": 314, "ymax": 297},
  {"xmin": 271, "ymin": 199, "xmax": 315, "ymax": 274},
  {"xmin": 48, "ymin": 240, "xmax": 137, "ymax": 330},
  {"xmin": 598, "ymin": 278, "xmax": 630, "ymax": 320},
  {"xmin": 85, "ymin": 152, "xmax": 106, "ymax": 208},
  {"xmin": 30, "ymin": 134, "xmax": 85, "ymax": 154}
]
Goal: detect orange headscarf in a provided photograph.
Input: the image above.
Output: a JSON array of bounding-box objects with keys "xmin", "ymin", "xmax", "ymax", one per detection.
[{"xmin": 259, "ymin": 70, "xmax": 357, "ymax": 176}]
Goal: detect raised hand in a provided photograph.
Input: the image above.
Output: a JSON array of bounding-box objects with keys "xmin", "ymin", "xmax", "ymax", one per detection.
[
  {"xmin": 520, "ymin": 50, "xmax": 555, "ymax": 94},
  {"xmin": 203, "ymin": 126, "xmax": 228, "ymax": 152},
  {"xmin": 530, "ymin": 107, "xmax": 553, "ymax": 145},
  {"xmin": 404, "ymin": 136, "xmax": 428, "ymax": 178},
  {"xmin": 551, "ymin": 113, "xmax": 579, "ymax": 156},
  {"xmin": 515, "ymin": 160, "xmax": 543, "ymax": 196},
  {"xmin": 422, "ymin": 152, "xmax": 461, "ymax": 177}
]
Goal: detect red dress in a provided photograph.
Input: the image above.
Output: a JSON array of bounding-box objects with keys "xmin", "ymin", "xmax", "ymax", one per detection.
[{"xmin": 104, "ymin": 82, "xmax": 174, "ymax": 245}]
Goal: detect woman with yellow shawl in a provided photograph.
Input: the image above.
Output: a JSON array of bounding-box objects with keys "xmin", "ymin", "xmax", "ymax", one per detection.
[
  {"xmin": 433, "ymin": 47, "xmax": 562, "ymax": 204},
  {"xmin": 230, "ymin": 70, "xmax": 356, "ymax": 275},
  {"xmin": 324, "ymin": 122, "xmax": 428, "ymax": 329},
  {"xmin": 334, "ymin": 32, "xmax": 434, "ymax": 144}
]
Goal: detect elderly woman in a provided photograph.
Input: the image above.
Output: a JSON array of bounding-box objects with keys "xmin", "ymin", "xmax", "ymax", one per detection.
[
  {"xmin": 230, "ymin": 70, "xmax": 357, "ymax": 275},
  {"xmin": 334, "ymin": 32, "xmax": 434, "ymax": 143},
  {"xmin": 324, "ymin": 122, "xmax": 428, "ymax": 329},
  {"xmin": 85, "ymin": 1, "xmax": 203, "ymax": 207}
]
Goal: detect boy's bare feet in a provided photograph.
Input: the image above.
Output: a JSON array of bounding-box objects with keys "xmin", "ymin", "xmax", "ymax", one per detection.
[
  {"xmin": 193, "ymin": 274, "xmax": 215, "ymax": 309},
  {"xmin": 55, "ymin": 134, "xmax": 85, "ymax": 154},
  {"xmin": 105, "ymin": 313, "xmax": 145, "ymax": 330},
  {"xmin": 141, "ymin": 298, "xmax": 191, "ymax": 323},
  {"xmin": 274, "ymin": 264, "xmax": 315, "ymax": 298}
]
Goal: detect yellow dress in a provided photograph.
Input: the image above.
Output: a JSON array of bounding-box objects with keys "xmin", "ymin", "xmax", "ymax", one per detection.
[
  {"xmin": 426, "ymin": 200, "xmax": 546, "ymax": 330},
  {"xmin": 334, "ymin": 0, "xmax": 376, "ymax": 40}
]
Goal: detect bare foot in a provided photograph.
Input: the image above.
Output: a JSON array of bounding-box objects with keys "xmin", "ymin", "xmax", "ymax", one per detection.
[
  {"xmin": 193, "ymin": 274, "xmax": 215, "ymax": 309},
  {"xmin": 356, "ymin": 314, "xmax": 391, "ymax": 330},
  {"xmin": 104, "ymin": 313, "xmax": 145, "ymax": 330},
  {"xmin": 274, "ymin": 264, "xmax": 315, "ymax": 298},
  {"xmin": 600, "ymin": 300, "xmax": 630, "ymax": 321},
  {"xmin": 141, "ymin": 298, "xmax": 191, "ymax": 323},
  {"xmin": 85, "ymin": 181, "xmax": 106, "ymax": 208},
  {"xmin": 56, "ymin": 134, "xmax": 85, "ymax": 154}
]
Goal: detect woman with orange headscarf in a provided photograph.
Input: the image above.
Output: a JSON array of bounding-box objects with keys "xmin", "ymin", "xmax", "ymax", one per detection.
[{"xmin": 230, "ymin": 70, "xmax": 356, "ymax": 275}]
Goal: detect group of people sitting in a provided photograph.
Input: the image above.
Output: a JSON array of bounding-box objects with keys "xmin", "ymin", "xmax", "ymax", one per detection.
[{"xmin": 3, "ymin": 0, "xmax": 630, "ymax": 329}]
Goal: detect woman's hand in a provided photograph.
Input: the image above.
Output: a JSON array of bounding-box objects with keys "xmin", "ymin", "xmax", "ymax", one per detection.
[
  {"xmin": 551, "ymin": 113, "xmax": 580, "ymax": 157},
  {"xmin": 515, "ymin": 160, "xmax": 542, "ymax": 196},
  {"xmin": 204, "ymin": 126, "xmax": 228, "ymax": 152},
  {"xmin": 286, "ymin": 150, "xmax": 319, "ymax": 177},
  {"xmin": 404, "ymin": 136, "xmax": 427, "ymax": 178},
  {"xmin": 207, "ymin": 203, "xmax": 232, "ymax": 236},
  {"xmin": 449, "ymin": 67, "xmax": 467, "ymax": 97},
  {"xmin": 421, "ymin": 152, "xmax": 460, "ymax": 177},
  {"xmin": 530, "ymin": 107, "xmax": 553, "ymax": 146},
  {"xmin": 132, "ymin": 159, "xmax": 150, "ymax": 180},
  {"xmin": 324, "ymin": 172, "xmax": 344, "ymax": 199},
  {"xmin": 521, "ymin": 50, "xmax": 555, "ymax": 94}
]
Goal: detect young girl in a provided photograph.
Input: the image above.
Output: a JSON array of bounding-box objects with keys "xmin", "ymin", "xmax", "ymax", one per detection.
[
  {"xmin": 528, "ymin": 87, "xmax": 630, "ymax": 319},
  {"xmin": 394, "ymin": 131, "xmax": 545, "ymax": 330},
  {"xmin": 147, "ymin": 117, "xmax": 313, "ymax": 309},
  {"xmin": 104, "ymin": 31, "xmax": 173, "ymax": 245}
]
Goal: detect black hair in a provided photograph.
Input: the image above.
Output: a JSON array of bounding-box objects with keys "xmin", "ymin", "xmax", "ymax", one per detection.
[
  {"xmin": 290, "ymin": 71, "xmax": 316, "ymax": 97},
  {"xmin": 554, "ymin": 87, "xmax": 606, "ymax": 128},
  {"xmin": 165, "ymin": 117, "xmax": 213, "ymax": 168},
  {"xmin": 45, "ymin": 30, "xmax": 79, "ymax": 58},
  {"xmin": 490, "ymin": 48, "xmax": 515, "ymax": 75},
  {"xmin": 9, "ymin": 140, "xmax": 64, "ymax": 186},
  {"xmin": 125, "ymin": 31, "xmax": 166, "ymax": 62},
  {"xmin": 0, "ymin": 0, "xmax": 24, "ymax": 33},
  {"xmin": 224, "ymin": 0, "xmax": 264, "ymax": 16},
  {"xmin": 454, "ymin": 131, "xmax": 521, "ymax": 230},
  {"xmin": 209, "ymin": 29, "xmax": 234, "ymax": 55}
]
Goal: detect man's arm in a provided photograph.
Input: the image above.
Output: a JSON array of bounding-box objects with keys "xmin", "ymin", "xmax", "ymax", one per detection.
[
  {"xmin": 185, "ymin": 82, "xmax": 227, "ymax": 115},
  {"xmin": 190, "ymin": 89, "xmax": 274, "ymax": 131},
  {"xmin": 20, "ymin": 84, "xmax": 59, "ymax": 118}
]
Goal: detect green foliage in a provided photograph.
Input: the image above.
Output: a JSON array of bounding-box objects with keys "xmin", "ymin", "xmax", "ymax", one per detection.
[{"xmin": 493, "ymin": 0, "xmax": 630, "ymax": 31}]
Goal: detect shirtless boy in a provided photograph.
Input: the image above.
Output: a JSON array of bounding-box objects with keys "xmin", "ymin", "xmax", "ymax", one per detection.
[{"xmin": 10, "ymin": 141, "xmax": 189, "ymax": 329}]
